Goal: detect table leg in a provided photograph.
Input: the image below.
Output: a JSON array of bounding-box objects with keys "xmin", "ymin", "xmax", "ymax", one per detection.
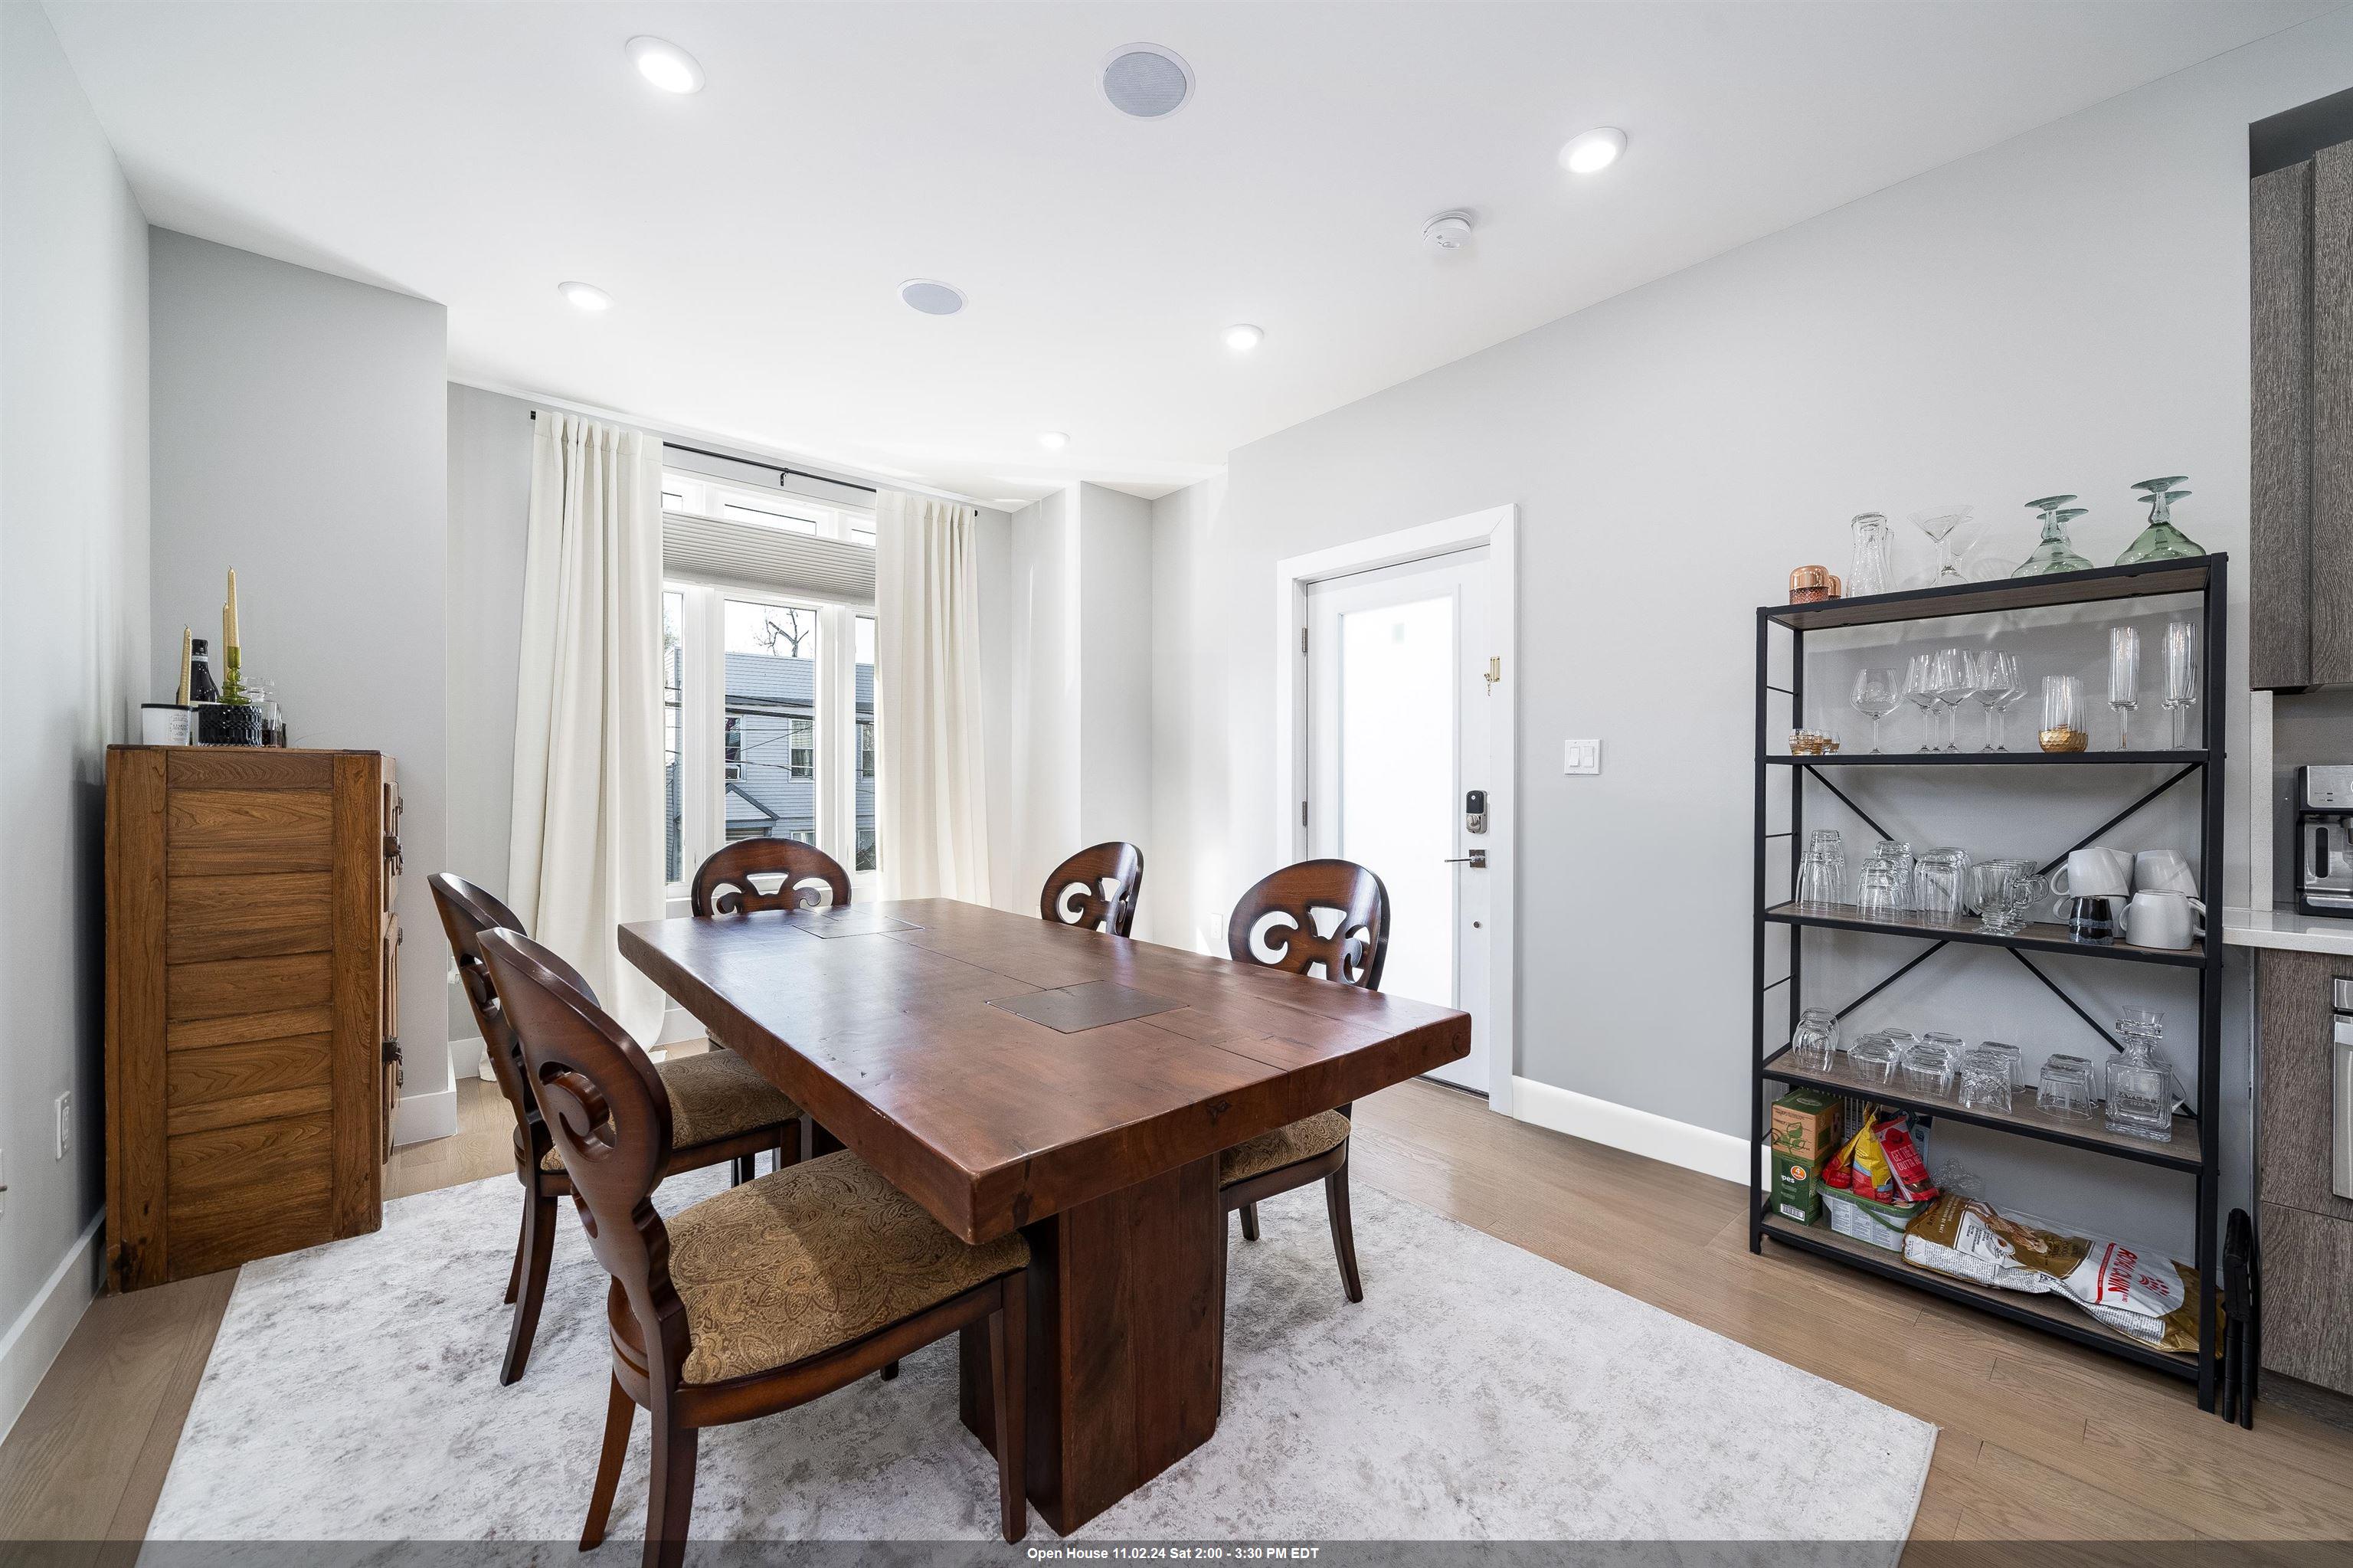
[{"xmin": 960, "ymin": 1153, "xmax": 1225, "ymax": 1536}]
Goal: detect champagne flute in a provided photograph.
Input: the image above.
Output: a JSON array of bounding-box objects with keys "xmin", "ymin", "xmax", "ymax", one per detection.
[
  {"xmin": 2109, "ymin": 626, "xmax": 2140, "ymax": 751},
  {"xmin": 1930, "ymin": 647, "xmax": 1972, "ymax": 752},
  {"xmin": 1851, "ymin": 667, "xmax": 1900, "ymax": 753},
  {"xmin": 2162, "ymin": 620, "xmax": 2199, "ymax": 748},
  {"xmin": 1903, "ymin": 653, "xmax": 1938, "ymax": 752}
]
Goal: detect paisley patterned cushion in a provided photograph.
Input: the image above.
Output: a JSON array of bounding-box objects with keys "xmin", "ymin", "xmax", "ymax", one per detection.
[
  {"xmin": 540, "ymin": 1049, "xmax": 799, "ymax": 1170},
  {"xmin": 1219, "ymin": 1109, "xmax": 1351, "ymax": 1187},
  {"xmin": 666, "ymin": 1151, "xmax": 1029, "ymax": 1384}
]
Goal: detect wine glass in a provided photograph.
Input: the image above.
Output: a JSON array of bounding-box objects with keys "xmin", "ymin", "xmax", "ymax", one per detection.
[
  {"xmin": 1910, "ymin": 506, "xmax": 1975, "ymax": 585},
  {"xmin": 2163, "ymin": 620, "xmax": 2200, "ymax": 748},
  {"xmin": 1903, "ymin": 653, "xmax": 1938, "ymax": 752},
  {"xmin": 1851, "ymin": 667, "xmax": 1900, "ymax": 752},
  {"xmin": 2109, "ymin": 626, "xmax": 2140, "ymax": 751},
  {"xmin": 1971, "ymin": 650, "xmax": 2017, "ymax": 751},
  {"xmin": 1930, "ymin": 647, "xmax": 1973, "ymax": 751}
]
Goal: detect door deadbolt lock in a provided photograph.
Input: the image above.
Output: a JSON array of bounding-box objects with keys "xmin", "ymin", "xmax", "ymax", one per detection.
[
  {"xmin": 1464, "ymin": 789, "xmax": 1487, "ymax": 836},
  {"xmin": 1443, "ymin": 849, "xmax": 1487, "ymax": 869}
]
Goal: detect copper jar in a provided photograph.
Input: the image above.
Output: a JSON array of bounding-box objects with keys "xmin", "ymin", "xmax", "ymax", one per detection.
[{"xmin": 1788, "ymin": 565, "xmax": 1833, "ymax": 604}]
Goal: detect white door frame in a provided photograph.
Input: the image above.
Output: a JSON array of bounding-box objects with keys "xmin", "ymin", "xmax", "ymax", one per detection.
[{"xmin": 1271, "ymin": 505, "xmax": 1517, "ymax": 1115}]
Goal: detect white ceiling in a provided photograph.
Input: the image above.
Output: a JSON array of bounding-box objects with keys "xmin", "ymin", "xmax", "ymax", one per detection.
[{"xmin": 49, "ymin": 1, "xmax": 2333, "ymax": 504}]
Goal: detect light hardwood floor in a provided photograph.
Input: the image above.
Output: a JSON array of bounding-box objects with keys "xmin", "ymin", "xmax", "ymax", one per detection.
[{"xmin": 5, "ymin": 1071, "xmax": 2350, "ymax": 1553}]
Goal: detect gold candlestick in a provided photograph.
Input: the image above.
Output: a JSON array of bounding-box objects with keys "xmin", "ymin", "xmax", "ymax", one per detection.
[{"xmin": 175, "ymin": 627, "xmax": 192, "ymax": 705}]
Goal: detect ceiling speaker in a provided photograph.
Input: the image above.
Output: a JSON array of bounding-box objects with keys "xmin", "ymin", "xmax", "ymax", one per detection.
[
  {"xmin": 898, "ymin": 280, "xmax": 966, "ymax": 316},
  {"xmin": 1101, "ymin": 44, "xmax": 1193, "ymax": 119}
]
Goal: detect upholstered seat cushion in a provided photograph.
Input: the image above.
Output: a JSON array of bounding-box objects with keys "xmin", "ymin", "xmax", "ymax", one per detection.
[
  {"xmin": 540, "ymin": 1049, "xmax": 799, "ymax": 1170},
  {"xmin": 663, "ymin": 1151, "xmax": 1029, "ymax": 1385},
  {"xmin": 1219, "ymin": 1109, "xmax": 1351, "ymax": 1187}
]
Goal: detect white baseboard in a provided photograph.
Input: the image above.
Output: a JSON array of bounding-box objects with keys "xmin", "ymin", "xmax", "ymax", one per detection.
[
  {"xmin": 0, "ymin": 1210, "xmax": 105, "ymax": 1446},
  {"xmin": 1509, "ymin": 1075, "xmax": 1751, "ymax": 1186},
  {"xmin": 392, "ymin": 1053, "xmax": 457, "ymax": 1145}
]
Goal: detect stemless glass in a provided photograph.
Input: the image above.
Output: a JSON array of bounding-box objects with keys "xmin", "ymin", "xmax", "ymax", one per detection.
[
  {"xmin": 2040, "ymin": 675, "xmax": 2087, "ymax": 752},
  {"xmin": 2162, "ymin": 620, "xmax": 2200, "ymax": 748},
  {"xmin": 2109, "ymin": 626, "xmax": 2140, "ymax": 751},
  {"xmin": 1958, "ymin": 1047, "xmax": 2014, "ymax": 1113},
  {"xmin": 1849, "ymin": 1036, "xmax": 1903, "ymax": 1085},
  {"xmin": 1851, "ymin": 666, "xmax": 1900, "ymax": 752},
  {"xmin": 1903, "ymin": 653, "xmax": 1939, "ymax": 751},
  {"xmin": 1902, "ymin": 1035, "xmax": 1961, "ymax": 1098},
  {"xmin": 2038, "ymin": 1053, "xmax": 2099, "ymax": 1121},
  {"xmin": 1913, "ymin": 849, "xmax": 1971, "ymax": 919},
  {"xmin": 1930, "ymin": 647, "xmax": 1973, "ymax": 751}
]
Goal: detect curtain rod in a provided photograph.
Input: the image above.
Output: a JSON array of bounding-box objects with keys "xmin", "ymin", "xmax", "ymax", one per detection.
[{"xmin": 529, "ymin": 409, "xmax": 878, "ymax": 496}]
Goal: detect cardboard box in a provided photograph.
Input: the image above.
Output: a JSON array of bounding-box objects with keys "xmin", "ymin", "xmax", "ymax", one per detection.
[{"xmin": 1769, "ymin": 1088, "xmax": 1843, "ymax": 1224}]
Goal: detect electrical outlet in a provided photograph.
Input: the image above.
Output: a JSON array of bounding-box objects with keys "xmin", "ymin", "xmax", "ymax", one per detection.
[
  {"xmin": 1563, "ymin": 738, "xmax": 1602, "ymax": 775},
  {"xmin": 56, "ymin": 1092, "xmax": 71, "ymax": 1160}
]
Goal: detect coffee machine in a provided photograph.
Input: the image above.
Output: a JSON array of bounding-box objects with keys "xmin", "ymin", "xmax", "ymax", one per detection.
[{"xmin": 2296, "ymin": 765, "xmax": 2353, "ymax": 916}]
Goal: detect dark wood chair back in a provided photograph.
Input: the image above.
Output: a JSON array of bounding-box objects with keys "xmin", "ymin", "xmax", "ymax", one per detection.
[
  {"xmin": 690, "ymin": 839, "xmax": 852, "ymax": 915},
  {"xmin": 1226, "ymin": 859, "xmax": 1391, "ymax": 990},
  {"xmin": 430, "ymin": 872, "xmax": 540, "ymax": 1129},
  {"xmin": 1039, "ymin": 843, "xmax": 1144, "ymax": 938},
  {"xmin": 479, "ymin": 927, "xmax": 687, "ymax": 1383}
]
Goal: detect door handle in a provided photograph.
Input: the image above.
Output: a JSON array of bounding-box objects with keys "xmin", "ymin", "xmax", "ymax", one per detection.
[{"xmin": 1442, "ymin": 849, "xmax": 1487, "ymax": 869}]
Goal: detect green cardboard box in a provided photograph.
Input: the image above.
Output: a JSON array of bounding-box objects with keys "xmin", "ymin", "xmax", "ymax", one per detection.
[{"xmin": 1769, "ymin": 1088, "xmax": 1842, "ymax": 1223}]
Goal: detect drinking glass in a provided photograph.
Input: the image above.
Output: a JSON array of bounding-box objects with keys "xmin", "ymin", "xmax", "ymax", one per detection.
[
  {"xmin": 2037, "ymin": 1056, "xmax": 2097, "ymax": 1121},
  {"xmin": 2014, "ymin": 495, "xmax": 2095, "ymax": 576},
  {"xmin": 1902, "ymin": 1035, "xmax": 1961, "ymax": 1098},
  {"xmin": 1795, "ymin": 834, "xmax": 1848, "ymax": 909},
  {"xmin": 1969, "ymin": 650, "xmax": 2015, "ymax": 751},
  {"xmin": 2108, "ymin": 626, "xmax": 2140, "ymax": 750},
  {"xmin": 1849, "ymin": 1036, "xmax": 1903, "ymax": 1085},
  {"xmin": 1791, "ymin": 1013, "xmax": 1838, "ymax": 1072},
  {"xmin": 1910, "ymin": 506, "xmax": 1973, "ymax": 585},
  {"xmin": 2040, "ymin": 675, "xmax": 2086, "ymax": 752},
  {"xmin": 1903, "ymin": 653, "xmax": 1938, "ymax": 751},
  {"xmin": 2162, "ymin": 620, "xmax": 2199, "ymax": 748},
  {"xmin": 1913, "ymin": 849, "xmax": 1970, "ymax": 919},
  {"xmin": 1930, "ymin": 647, "xmax": 1973, "ymax": 751},
  {"xmin": 1958, "ymin": 1047, "xmax": 2014, "ymax": 1113},
  {"xmin": 1855, "ymin": 862, "xmax": 1903, "ymax": 917},
  {"xmin": 1848, "ymin": 513, "xmax": 1893, "ymax": 597},
  {"xmin": 1976, "ymin": 1039, "xmax": 2022, "ymax": 1088},
  {"xmin": 1851, "ymin": 667, "xmax": 1900, "ymax": 752}
]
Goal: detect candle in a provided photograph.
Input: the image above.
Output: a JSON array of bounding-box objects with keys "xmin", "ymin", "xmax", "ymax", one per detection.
[
  {"xmin": 224, "ymin": 568, "xmax": 240, "ymax": 653},
  {"xmin": 176, "ymin": 627, "xmax": 192, "ymax": 705}
]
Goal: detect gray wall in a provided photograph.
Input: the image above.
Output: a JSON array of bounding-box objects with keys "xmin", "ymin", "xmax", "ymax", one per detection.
[
  {"xmin": 0, "ymin": 0, "xmax": 150, "ymax": 1421},
  {"xmin": 1148, "ymin": 9, "xmax": 2353, "ymax": 1251},
  {"xmin": 149, "ymin": 230, "xmax": 450, "ymax": 1124},
  {"xmin": 1077, "ymin": 483, "xmax": 1154, "ymax": 854}
]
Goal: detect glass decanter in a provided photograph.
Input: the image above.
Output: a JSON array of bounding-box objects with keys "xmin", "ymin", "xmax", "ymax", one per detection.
[
  {"xmin": 2103, "ymin": 1008, "xmax": 2176, "ymax": 1143},
  {"xmin": 2116, "ymin": 476, "xmax": 2204, "ymax": 565},
  {"xmin": 2012, "ymin": 495, "xmax": 2094, "ymax": 577}
]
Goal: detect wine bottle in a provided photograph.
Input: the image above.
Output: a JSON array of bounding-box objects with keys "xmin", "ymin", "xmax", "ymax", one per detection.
[{"xmin": 188, "ymin": 638, "xmax": 221, "ymax": 705}]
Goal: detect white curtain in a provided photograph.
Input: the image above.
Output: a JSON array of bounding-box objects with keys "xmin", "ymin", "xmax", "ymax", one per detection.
[
  {"xmin": 506, "ymin": 412, "xmax": 667, "ymax": 1046},
  {"xmin": 874, "ymin": 490, "xmax": 991, "ymax": 905}
]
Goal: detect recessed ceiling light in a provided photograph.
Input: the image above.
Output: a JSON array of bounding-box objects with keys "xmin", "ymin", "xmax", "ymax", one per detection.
[
  {"xmin": 558, "ymin": 281, "xmax": 614, "ymax": 312},
  {"xmin": 1038, "ymin": 431, "xmax": 1069, "ymax": 450},
  {"xmin": 1559, "ymin": 126, "xmax": 1627, "ymax": 175},
  {"xmin": 898, "ymin": 280, "xmax": 966, "ymax": 316},
  {"xmin": 1222, "ymin": 323, "xmax": 1263, "ymax": 354},
  {"xmin": 1101, "ymin": 43, "xmax": 1193, "ymax": 118},
  {"xmin": 627, "ymin": 37, "xmax": 705, "ymax": 94}
]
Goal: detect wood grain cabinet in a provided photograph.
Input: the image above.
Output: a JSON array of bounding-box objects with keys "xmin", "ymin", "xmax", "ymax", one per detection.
[
  {"xmin": 2256, "ymin": 946, "xmax": 2353, "ymax": 1395},
  {"xmin": 2250, "ymin": 141, "xmax": 2353, "ymax": 689},
  {"xmin": 104, "ymin": 745, "xmax": 401, "ymax": 1290}
]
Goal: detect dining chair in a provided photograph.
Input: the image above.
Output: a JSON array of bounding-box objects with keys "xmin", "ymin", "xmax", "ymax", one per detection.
[
  {"xmin": 430, "ymin": 872, "xmax": 804, "ymax": 1385},
  {"xmin": 1220, "ymin": 858, "xmax": 1391, "ymax": 1303},
  {"xmin": 1038, "ymin": 842, "xmax": 1144, "ymax": 937},
  {"xmin": 690, "ymin": 838, "xmax": 852, "ymax": 915},
  {"xmin": 478, "ymin": 928, "xmax": 1032, "ymax": 1563}
]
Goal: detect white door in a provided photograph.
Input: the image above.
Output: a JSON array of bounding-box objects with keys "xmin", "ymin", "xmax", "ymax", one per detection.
[{"xmin": 1306, "ymin": 549, "xmax": 1492, "ymax": 1092}]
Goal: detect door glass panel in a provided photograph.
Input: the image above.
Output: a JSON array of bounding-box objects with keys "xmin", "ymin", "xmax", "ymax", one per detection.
[
  {"xmin": 855, "ymin": 614, "xmax": 879, "ymax": 872},
  {"xmin": 722, "ymin": 599, "xmax": 820, "ymax": 846},
  {"xmin": 662, "ymin": 590, "xmax": 685, "ymax": 883},
  {"xmin": 1339, "ymin": 594, "xmax": 1452, "ymax": 1007}
]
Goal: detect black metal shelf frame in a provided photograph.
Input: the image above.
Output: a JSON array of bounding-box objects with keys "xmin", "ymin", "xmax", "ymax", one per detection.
[{"xmin": 1749, "ymin": 555, "xmax": 2228, "ymax": 1413}]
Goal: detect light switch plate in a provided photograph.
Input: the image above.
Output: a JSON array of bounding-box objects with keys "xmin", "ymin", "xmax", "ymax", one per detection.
[{"xmin": 1563, "ymin": 738, "xmax": 1602, "ymax": 775}]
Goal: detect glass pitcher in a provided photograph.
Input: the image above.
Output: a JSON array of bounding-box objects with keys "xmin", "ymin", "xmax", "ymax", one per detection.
[{"xmin": 1847, "ymin": 512, "xmax": 1893, "ymax": 597}]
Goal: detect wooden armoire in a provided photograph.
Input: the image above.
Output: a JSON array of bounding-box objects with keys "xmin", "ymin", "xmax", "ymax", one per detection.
[{"xmin": 105, "ymin": 745, "xmax": 402, "ymax": 1289}]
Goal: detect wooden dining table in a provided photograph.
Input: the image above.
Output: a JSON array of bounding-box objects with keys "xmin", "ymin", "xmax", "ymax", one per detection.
[{"xmin": 620, "ymin": 896, "xmax": 1469, "ymax": 1534}]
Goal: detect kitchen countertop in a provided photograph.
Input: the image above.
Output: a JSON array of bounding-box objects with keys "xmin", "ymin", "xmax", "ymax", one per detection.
[{"xmin": 2222, "ymin": 904, "xmax": 2353, "ymax": 957}]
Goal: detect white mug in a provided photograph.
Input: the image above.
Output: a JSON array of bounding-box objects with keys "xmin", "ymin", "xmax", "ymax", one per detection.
[
  {"xmin": 2133, "ymin": 850, "xmax": 2198, "ymax": 896},
  {"xmin": 2050, "ymin": 846, "xmax": 2132, "ymax": 900},
  {"xmin": 2125, "ymin": 889, "xmax": 2205, "ymax": 950}
]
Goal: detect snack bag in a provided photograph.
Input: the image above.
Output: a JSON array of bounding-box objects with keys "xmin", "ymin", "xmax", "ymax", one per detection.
[
  {"xmin": 1872, "ymin": 1112, "xmax": 1940, "ymax": 1202},
  {"xmin": 1901, "ymin": 1194, "xmax": 2201, "ymax": 1351},
  {"xmin": 1846, "ymin": 1118, "xmax": 1901, "ymax": 1203}
]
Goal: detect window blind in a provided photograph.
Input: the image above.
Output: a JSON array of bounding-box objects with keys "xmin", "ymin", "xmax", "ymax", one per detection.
[{"xmin": 661, "ymin": 510, "xmax": 876, "ymax": 602}]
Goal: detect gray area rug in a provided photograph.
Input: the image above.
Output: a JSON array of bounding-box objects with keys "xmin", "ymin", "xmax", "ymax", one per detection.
[{"xmin": 145, "ymin": 1165, "xmax": 1932, "ymax": 1557}]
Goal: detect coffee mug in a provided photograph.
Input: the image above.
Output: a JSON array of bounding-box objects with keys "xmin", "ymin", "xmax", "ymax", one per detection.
[
  {"xmin": 2133, "ymin": 849, "xmax": 2198, "ymax": 896},
  {"xmin": 2050, "ymin": 846, "xmax": 2132, "ymax": 900},
  {"xmin": 2126, "ymin": 889, "xmax": 2206, "ymax": 950}
]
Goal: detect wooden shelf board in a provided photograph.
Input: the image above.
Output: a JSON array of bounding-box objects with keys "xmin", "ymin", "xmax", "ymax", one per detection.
[{"xmin": 1762, "ymin": 902, "xmax": 2211, "ymax": 968}]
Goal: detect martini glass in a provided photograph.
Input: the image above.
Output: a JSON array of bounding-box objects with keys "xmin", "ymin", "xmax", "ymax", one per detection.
[
  {"xmin": 2012, "ymin": 496, "xmax": 2094, "ymax": 576},
  {"xmin": 2117, "ymin": 476, "xmax": 2204, "ymax": 564},
  {"xmin": 1910, "ymin": 506, "xmax": 1974, "ymax": 585}
]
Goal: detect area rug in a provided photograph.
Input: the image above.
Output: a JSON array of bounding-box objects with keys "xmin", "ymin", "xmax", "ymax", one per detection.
[{"xmin": 144, "ymin": 1167, "xmax": 1932, "ymax": 1557}]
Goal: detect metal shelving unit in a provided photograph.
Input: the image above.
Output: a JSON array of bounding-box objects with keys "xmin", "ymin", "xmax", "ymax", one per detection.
[{"xmin": 1749, "ymin": 556, "xmax": 2229, "ymax": 1411}]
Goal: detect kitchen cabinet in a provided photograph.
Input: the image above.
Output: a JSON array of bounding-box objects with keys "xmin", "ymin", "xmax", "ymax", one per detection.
[
  {"xmin": 2256, "ymin": 946, "xmax": 2353, "ymax": 1395},
  {"xmin": 2250, "ymin": 140, "xmax": 2353, "ymax": 689}
]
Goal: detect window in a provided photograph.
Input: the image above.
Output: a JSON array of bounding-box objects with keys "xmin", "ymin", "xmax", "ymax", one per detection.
[
  {"xmin": 664, "ymin": 580, "xmax": 879, "ymax": 892},
  {"xmin": 662, "ymin": 470, "xmax": 873, "ymax": 544}
]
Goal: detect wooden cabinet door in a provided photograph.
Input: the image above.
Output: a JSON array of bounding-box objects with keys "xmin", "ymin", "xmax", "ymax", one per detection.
[
  {"xmin": 106, "ymin": 747, "xmax": 387, "ymax": 1289},
  {"xmin": 2251, "ymin": 159, "xmax": 2313, "ymax": 690},
  {"xmin": 2258, "ymin": 947, "xmax": 2353, "ymax": 1224}
]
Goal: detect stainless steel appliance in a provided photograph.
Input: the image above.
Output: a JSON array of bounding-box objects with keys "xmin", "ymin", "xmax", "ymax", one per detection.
[
  {"xmin": 2294, "ymin": 764, "xmax": 2353, "ymax": 917},
  {"xmin": 2335, "ymin": 977, "xmax": 2352, "ymax": 1201}
]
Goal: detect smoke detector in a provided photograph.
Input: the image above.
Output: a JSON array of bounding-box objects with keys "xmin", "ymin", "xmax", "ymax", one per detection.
[{"xmin": 1423, "ymin": 210, "xmax": 1475, "ymax": 250}]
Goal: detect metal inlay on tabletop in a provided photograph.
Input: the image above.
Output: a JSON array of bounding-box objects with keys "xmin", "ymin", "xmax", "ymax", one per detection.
[
  {"xmin": 990, "ymin": 981, "xmax": 1183, "ymax": 1033},
  {"xmin": 784, "ymin": 910, "xmax": 921, "ymax": 938}
]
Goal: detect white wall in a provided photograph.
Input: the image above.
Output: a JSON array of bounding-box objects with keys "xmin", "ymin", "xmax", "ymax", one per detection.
[
  {"xmin": 1147, "ymin": 474, "xmax": 1229, "ymax": 949},
  {"xmin": 1008, "ymin": 488, "xmax": 1081, "ymax": 903},
  {"xmin": 149, "ymin": 230, "xmax": 452, "ymax": 1140},
  {"xmin": 0, "ymin": 0, "xmax": 149, "ymax": 1435},
  {"xmin": 1077, "ymin": 483, "xmax": 1154, "ymax": 852},
  {"xmin": 1150, "ymin": 11, "xmax": 2353, "ymax": 1249}
]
